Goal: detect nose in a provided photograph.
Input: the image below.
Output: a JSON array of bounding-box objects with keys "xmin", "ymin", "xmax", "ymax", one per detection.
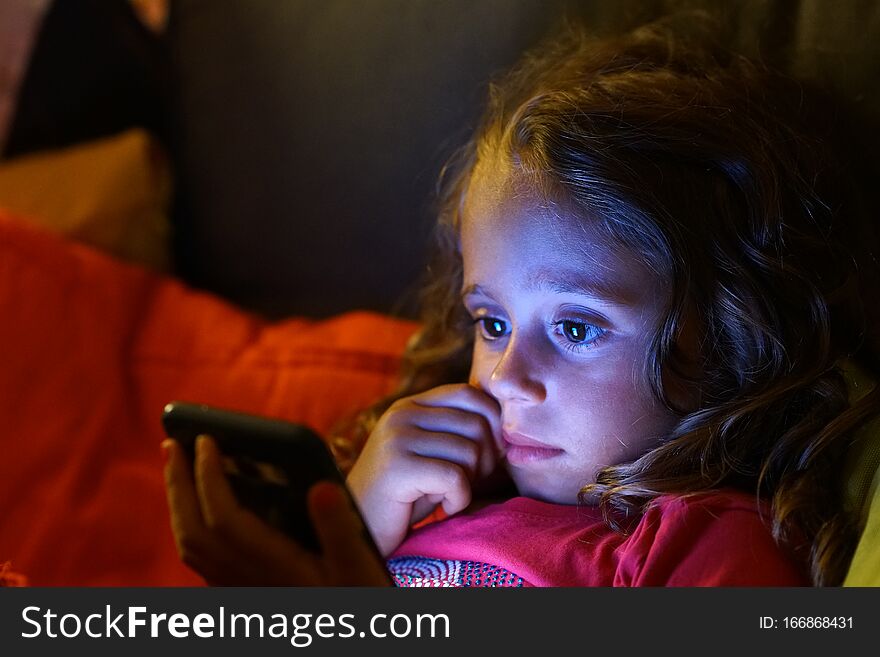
[{"xmin": 484, "ymin": 334, "xmax": 546, "ymax": 404}]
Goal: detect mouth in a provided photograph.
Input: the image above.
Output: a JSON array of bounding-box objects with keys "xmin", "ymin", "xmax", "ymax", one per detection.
[{"xmin": 501, "ymin": 430, "xmax": 564, "ymax": 466}]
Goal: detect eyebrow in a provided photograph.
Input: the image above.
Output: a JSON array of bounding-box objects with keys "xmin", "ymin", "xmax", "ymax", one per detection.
[{"xmin": 461, "ymin": 269, "xmax": 635, "ymax": 305}]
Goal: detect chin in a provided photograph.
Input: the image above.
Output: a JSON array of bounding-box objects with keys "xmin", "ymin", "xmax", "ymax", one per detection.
[{"xmin": 506, "ymin": 465, "xmax": 581, "ymax": 505}]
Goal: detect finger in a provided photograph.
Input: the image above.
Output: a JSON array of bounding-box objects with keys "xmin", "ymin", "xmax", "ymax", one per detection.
[
  {"xmin": 395, "ymin": 456, "xmax": 472, "ymax": 516},
  {"xmin": 192, "ymin": 434, "xmax": 243, "ymax": 531},
  {"xmin": 410, "ymin": 408, "xmax": 498, "ymax": 477},
  {"xmin": 400, "ymin": 428, "xmax": 488, "ymax": 481},
  {"xmin": 193, "ymin": 435, "xmax": 293, "ymax": 543},
  {"xmin": 162, "ymin": 439, "xmax": 206, "ymax": 550},
  {"xmin": 193, "ymin": 435, "xmax": 316, "ymax": 571},
  {"xmin": 164, "ymin": 439, "xmax": 242, "ymax": 583},
  {"xmin": 308, "ymin": 482, "xmax": 391, "ymax": 586},
  {"xmin": 410, "ymin": 384, "xmax": 503, "ymax": 450}
]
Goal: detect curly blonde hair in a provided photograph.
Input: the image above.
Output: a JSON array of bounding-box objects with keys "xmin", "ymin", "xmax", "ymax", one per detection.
[{"xmin": 337, "ymin": 15, "xmax": 880, "ymax": 586}]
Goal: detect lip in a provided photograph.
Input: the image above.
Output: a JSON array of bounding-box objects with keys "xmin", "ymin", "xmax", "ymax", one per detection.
[
  {"xmin": 502, "ymin": 430, "xmax": 564, "ymax": 465},
  {"xmin": 502, "ymin": 430, "xmax": 555, "ymax": 449}
]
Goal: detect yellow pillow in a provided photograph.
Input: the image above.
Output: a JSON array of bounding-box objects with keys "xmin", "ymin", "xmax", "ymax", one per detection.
[
  {"xmin": 844, "ymin": 460, "xmax": 880, "ymax": 585},
  {"xmin": 0, "ymin": 128, "xmax": 171, "ymax": 270},
  {"xmin": 841, "ymin": 360, "xmax": 880, "ymax": 586}
]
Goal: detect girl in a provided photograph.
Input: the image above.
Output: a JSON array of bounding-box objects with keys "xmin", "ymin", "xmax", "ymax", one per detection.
[{"xmin": 163, "ymin": 16, "xmax": 880, "ymax": 586}]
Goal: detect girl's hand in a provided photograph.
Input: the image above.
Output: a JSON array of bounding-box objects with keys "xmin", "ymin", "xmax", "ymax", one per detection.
[
  {"xmin": 346, "ymin": 383, "xmax": 502, "ymax": 557},
  {"xmin": 163, "ymin": 436, "xmax": 391, "ymax": 586}
]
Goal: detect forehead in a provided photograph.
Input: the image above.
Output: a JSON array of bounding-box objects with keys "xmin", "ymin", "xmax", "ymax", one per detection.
[
  {"xmin": 460, "ymin": 155, "xmax": 661, "ymax": 305},
  {"xmin": 462, "ymin": 154, "xmax": 567, "ymax": 250}
]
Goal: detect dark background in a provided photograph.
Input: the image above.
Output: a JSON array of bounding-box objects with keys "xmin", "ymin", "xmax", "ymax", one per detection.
[{"xmin": 6, "ymin": 0, "xmax": 880, "ymax": 319}]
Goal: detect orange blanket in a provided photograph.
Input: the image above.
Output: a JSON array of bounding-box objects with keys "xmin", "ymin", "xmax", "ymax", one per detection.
[{"xmin": 0, "ymin": 210, "xmax": 417, "ymax": 585}]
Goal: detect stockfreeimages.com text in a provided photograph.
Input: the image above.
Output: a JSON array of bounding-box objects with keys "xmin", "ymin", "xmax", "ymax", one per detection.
[{"xmin": 21, "ymin": 605, "xmax": 451, "ymax": 646}]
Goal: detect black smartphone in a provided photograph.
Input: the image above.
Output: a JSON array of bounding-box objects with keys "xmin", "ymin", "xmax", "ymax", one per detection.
[{"xmin": 161, "ymin": 401, "xmax": 375, "ymax": 558}]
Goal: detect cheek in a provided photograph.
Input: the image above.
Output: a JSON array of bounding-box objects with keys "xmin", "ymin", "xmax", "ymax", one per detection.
[
  {"xmin": 556, "ymin": 374, "xmax": 632, "ymax": 426},
  {"xmin": 555, "ymin": 358, "xmax": 668, "ymax": 435}
]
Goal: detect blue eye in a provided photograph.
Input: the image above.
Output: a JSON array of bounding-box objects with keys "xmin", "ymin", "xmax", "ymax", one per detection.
[
  {"xmin": 474, "ymin": 317, "xmax": 507, "ymax": 339},
  {"xmin": 554, "ymin": 319, "xmax": 606, "ymax": 350}
]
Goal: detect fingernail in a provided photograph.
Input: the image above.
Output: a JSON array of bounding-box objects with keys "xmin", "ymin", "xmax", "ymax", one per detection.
[
  {"xmin": 160, "ymin": 439, "xmax": 172, "ymax": 463},
  {"xmin": 195, "ymin": 434, "xmax": 211, "ymax": 454}
]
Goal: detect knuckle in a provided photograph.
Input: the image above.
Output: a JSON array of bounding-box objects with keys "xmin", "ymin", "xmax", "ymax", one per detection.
[
  {"xmin": 179, "ymin": 548, "xmax": 201, "ymax": 571},
  {"xmin": 463, "ymin": 383, "xmax": 487, "ymax": 401},
  {"xmin": 395, "ymin": 395, "xmax": 420, "ymax": 411},
  {"xmin": 381, "ymin": 401, "xmax": 405, "ymax": 423},
  {"xmin": 466, "ymin": 413, "xmax": 490, "ymax": 437},
  {"xmin": 177, "ymin": 532, "xmax": 206, "ymax": 565},
  {"xmin": 384, "ymin": 400, "xmax": 415, "ymax": 427},
  {"xmin": 461, "ymin": 440, "xmax": 480, "ymax": 466},
  {"xmin": 383, "ymin": 428, "xmax": 410, "ymax": 451},
  {"xmin": 202, "ymin": 511, "xmax": 229, "ymax": 534},
  {"xmin": 443, "ymin": 464, "xmax": 469, "ymax": 491}
]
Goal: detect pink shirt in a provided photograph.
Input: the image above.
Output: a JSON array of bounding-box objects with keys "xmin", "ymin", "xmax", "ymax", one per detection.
[{"xmin": 387, "ymin": 490, "xmax": 809, "ymax": 587}]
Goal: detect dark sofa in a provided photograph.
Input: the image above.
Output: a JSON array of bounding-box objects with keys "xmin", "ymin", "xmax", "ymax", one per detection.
[{"xmin": 8, "ymin": 0, "xmax": 880, "ymax": 320}]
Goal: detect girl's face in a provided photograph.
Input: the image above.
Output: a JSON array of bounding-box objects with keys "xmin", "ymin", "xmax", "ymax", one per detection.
[{"xmin": 461, "ymin": 167, "xmax": 682, "ymax": 504}]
